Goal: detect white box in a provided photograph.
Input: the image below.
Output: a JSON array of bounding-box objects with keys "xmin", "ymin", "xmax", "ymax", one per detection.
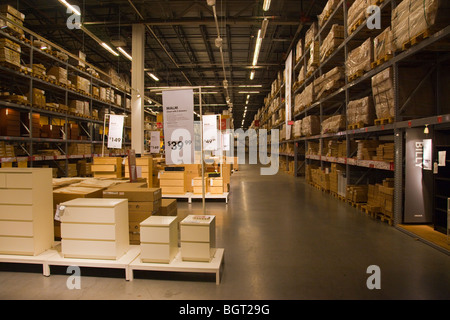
[
  {"xmin": 59, "ymin": 198, "xmax": 129, "ymax": 260},
  {"xmin": 180, "ymin": 215, "xmax": 216, "ymax": 262},
  {"xmin": 140, "ymin": 216, "xmax": 178, "ymax": 263}
]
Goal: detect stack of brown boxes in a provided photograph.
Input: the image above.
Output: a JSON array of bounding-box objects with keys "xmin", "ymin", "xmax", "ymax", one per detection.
[
  {"xmin": 40, "ymin": 125, "xmax": 62, "ymax": 139},
  {"xmin": 158, "ymin": 199, "xmax": 177, "ymax": 217},
  {"xmin": 91, "ymin": 156, "xmax": 122, "ymax": 178},
  {"xmin": 192, "ymin": 177, "xmax": 209, "ymax": 194},
  {"xmin": 346, "ymin": 96, "xmax": 375, "ymax": 127},
  {"xmin": 124, "ymin": 156, "xmax": 154, "ymax": 187},
  {"xmin": 181, "ymin": 164, "xmax": 202, "ymax": 193},
  {"xmin": 0, "ymin": 108, "xmax": 20, "ymax": 136},
  {"xmin": 20, "ymin": 112, "xmax": 40, "ymax": 138},
  {"xmin": 69, "ymin": 75, "xmax": 90, "ymax": 95},
  {"xmin": 103, "ymin": 183, "xmax": 162, "ymax": 245},
  {"xmin": 346, "ymin": 185, "xmax": 368, "ymax": 203},
  {"xmin": 159, "ymin": 168, "xmax": 186, "ymax": 194},
  {"xmin": 47, "ymin": 67, "xmax": 68, "ymax": 86},
  {"xmin": 356, "ymin": 140, "xmax": 380, "ymax": 160},
  {"xmin": 0, "ymin": 37, "xmax": 21, "ymax": 68},
  {"xmin": 30, "ymin": 88, "xmax": 46, "ymax": 108},
  {"xmin": 375, "ymin": 143, "xmax": 395, "ymax": 162},
  {"xmin": 377, "ymin": 178, "xmax": 394, "ymax": 218},
  {"xmin": 0, "ymin": 141, "xmax": 15, "ymax": 158},
  {"xmin": 329, "ymin": 163, "xmax": 344, "ymax": 194},
  {"xmin": 302, "ymin": 115, "xmax": 320, "ymax": 136},
  {"xmin": 313, "ymin": 67, "xmax": 345, "ymax": 100},
  {"xmin": 209, "ymin": 177, "xmax": 224, "ymax": 194},
  {"xmin": 0, "ymin": 5, "xmax": 25, "ymax": 35},
  {"xmin": 346, "ymin": 37, "xmax": 373, "ymax": 80},
  {"xmin": 76, "ymin": 159, "xmax": 91, "ymax": 177},
  {"xmin": 347, "ymin": 0, "xmax": 369, "ymax": 35},
  {"xmin": 321, "ymin": 114, "xmax": 346, "ymax": 134},
  {"xmin": 371, "ymin": 67, "xmax": 395, "ymax": 120},
  {"xmin": 320, "ymin": 24, "xmax": 344, "ymax": 63},
  {"xmin": 68, "ymin": 143, "xmax": 91, "ymax": 155}
]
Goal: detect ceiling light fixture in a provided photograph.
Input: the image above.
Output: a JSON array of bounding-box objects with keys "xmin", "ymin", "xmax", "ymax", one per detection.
[
  {"xmin": 250, "ymin": 70, "xmax": 255, "ymax": 80},
  {"xmin": 424, "ymin": 124, "xmax": 429, "ymax": 134},
  {"xmin": 58, "ymin": 0, "xmax": 81, "ymax": 16},
  {"xmin": 147, "ymin": 72, "xmax": 160, "ymax": 81},
  {"xmin": 239, "ymin": 91, "xmax": 260, "ymax": 94},
  {"xmin": 261, "ymin": 18, "xmax": 269, "ymax": 38},
  {"xmin": 101, "ymin": 42, "xmax": 119, "ymax": 56},
  {"xmin": 263, "ymin": 0, "xmax": 271, "ymax": 11},
  {"xmin": 252, "ymin": 29, "xmax": 262, "ymax": 67},
  {"xmin": 117, "ymin": 47, "xmax": 132, "ymax": 61}
]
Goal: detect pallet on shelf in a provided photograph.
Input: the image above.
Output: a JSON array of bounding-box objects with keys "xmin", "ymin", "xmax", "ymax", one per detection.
[
  {"xmin": 401, "ymin": 29, "xmax": 431, "ymax": 52},
  {"xmin": 371, "ymin": 53, "xmax": 393, "ymax": 69},
  {"xmin": 374, "ymin": 117, "xmax": 394, "ymax": 125}
]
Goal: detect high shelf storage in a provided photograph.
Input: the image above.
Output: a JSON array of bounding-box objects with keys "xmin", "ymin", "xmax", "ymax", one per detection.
[
  {"xmin": 0, "ymin": 9, "xmax": 132, "ymax": 177},
  {"xmin": 252, "ymin": 0, "xmax": 450, "ymax": 233}
]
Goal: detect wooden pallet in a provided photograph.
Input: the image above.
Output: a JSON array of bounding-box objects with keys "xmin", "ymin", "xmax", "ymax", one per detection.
[
  {"xmin": 374, "ymin": 117, "xmax": 394, "ymax": 125},
  {"xmin": 348, "ymin": 70, "xmax": 363, "ymax": 82},
  {"xmin": 0, "ymin": 61, "xmax": 21, "ymax": 72},
  {"xmin": 362, "ymin": 204, "xmax": 381, "ymax": 215},
  {"xmin": 402, "ymin": 29, "xmax": 430, "ymax": 51},
  {"xmin": 371, "ymin": 53, "xmax": 393, "ymax": 69},
  {"xmin": 348, "ymin": 121, "xmax": 367, "ymax": 130},
  {"xmin": 373, "ymin": 212, "xmax": 394, "ymax": 226},
  {"xmin": 349, "ymin": 18, "xmax": 365, "ymax": 35}
]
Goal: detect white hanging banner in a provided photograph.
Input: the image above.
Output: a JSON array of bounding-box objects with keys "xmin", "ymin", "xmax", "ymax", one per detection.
[
  {"xmin": 203, "ymin": 114, "xmax": 218, "ymax": 151},
  {"xmin": 150, "ymin": 131, "xmax": 160, "ymax": 154},
  {"xmin": 162, "ymin": 89, "xmax": 195, "ymax": 165},
  {"xmin": 423, "ymin": 139, "xmax": 432, "ymax": 171},
  {"xmin": 285, "ymin": 51, "xmax": 293, "ymax": 140},
  {"xmin": 107, "ymin": 115, "xmax": 125, "ymax": 149}
]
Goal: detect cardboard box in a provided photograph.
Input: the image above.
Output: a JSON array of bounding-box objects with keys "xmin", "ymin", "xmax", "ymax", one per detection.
[
  {"xmin": 47, "ymin": 67, "xmax": 68, "ymax": 85},
  {"xmin": 159, "ymin": 199, "xmax": 177, "ymax": 216},
  {"xmin": 103, "ymin": 187, "xmax": 162, "ymax": 202},
  {"xmin": 92, "ymin": 157, "xmax": 122, "ymax": 178}
]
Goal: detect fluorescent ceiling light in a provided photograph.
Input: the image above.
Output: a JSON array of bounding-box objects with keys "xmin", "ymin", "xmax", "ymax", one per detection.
[
  {"xmin": 101, "ymin": 42, "xmax": 119, "ymax": 56},
  {"xmin": 239, "ymin": 85, "xmax": 262, "ymax": 88},
  {"xmin": 117, "ymin": 47, "xmax": 132, "ymax": 61},
  {"xmin": 250, "ymin": 70, "xmax": 255, "ymax": 80},
  {"xmin": 263, "ymin": 0, "xmax": 271, "ymax": 11},
  {"xmin": 252, "ymin": 29, "xmax": 262, "ymax": 66},
  {"xmin": 148, "ymin": 73, "xmax": 160, "ymax": 81},
  {"xmin": 239, "ymin": 91, "xmax": 260, "ymax": 94},
  {"xmin": 261, "ymin": 18, "xmax": 269, "ymax": 38},
  {"xmin": 58, "ymin": 0, "xmax": 81, "ymax": 16}
]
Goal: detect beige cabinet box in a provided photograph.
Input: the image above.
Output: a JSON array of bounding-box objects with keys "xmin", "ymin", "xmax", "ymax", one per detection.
[
  {"xmin": 140, "ymin": 216, "xmax": 178, "ymax": 263},
  {"xmin": 0, "ymin": 168, "xmax": 54, "ymax": 256},
  {"xmin": 59, "ymin": 198, "xmax": 129, "ymax": 260},
  {"xmin": 180, "ymin": 215, "xmax": 216, "ymax": 262}
]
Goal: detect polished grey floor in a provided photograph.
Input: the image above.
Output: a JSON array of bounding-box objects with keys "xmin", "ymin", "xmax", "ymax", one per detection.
[{"xmin": 0, "ymin": 164, "xmax": 449, "ymax": 300}]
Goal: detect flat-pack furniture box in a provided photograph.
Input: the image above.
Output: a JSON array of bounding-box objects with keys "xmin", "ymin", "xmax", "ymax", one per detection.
[
  {"xmin": 158, "ymin": 199, "xmax": 177, "ymax": 216},
  {"xmin": 180, "ymin": 215, "xmax": 216, "ymax": 262},
  {"xmin": 159, "ymin": 170, "xmax": 186, "ymax": 194},
  {"xmin": 0, "ymin": 168, "xmax": 54, "ymax": 256},
  {"xmin": 91, "ymin": 157, "xmax": 122, "ymax": 178},
  {"xmin": 59, "ymin": 198, "xmax": 129, "ymax": 260},
  {"xmin": 140, "ymin": 216, "xmax": 178, "ymax": 263},
  {"xmin": 192, "ymin": 177, "xmax": 210, "ymax": 194},
  {"xmin": 209, "ymin": 177, "xmax": 224, "ymax": 194},
  {"xmin": 103, "ymin": 184, "xmax": 162, "ymax": 244}
]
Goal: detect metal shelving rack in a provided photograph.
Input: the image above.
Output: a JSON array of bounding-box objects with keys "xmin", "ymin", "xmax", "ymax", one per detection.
[
  {"xmin": 258, "ymin": 0, "xmax": 450, "ymax": 230},
  {"xmin": 0, "ymin": 12, "xmax": 132, "ymax": 176}
]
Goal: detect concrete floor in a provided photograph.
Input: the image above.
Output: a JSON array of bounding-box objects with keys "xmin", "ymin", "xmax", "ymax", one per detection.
[{"xmin": 0, "ymin": 164, "xmax": 449, "ymax": 300}]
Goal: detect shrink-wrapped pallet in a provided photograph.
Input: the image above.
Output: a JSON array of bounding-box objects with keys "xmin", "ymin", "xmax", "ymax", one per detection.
[
  {"xmin": 346, "ymin": 96, "xmax": 375, "ymax": 126},
  {"xmin": 313, "ymin": 66, "xmax": 345, "ymax": 99},
  {"xmin": 347, "ymin": 0, "xmax": 370, "ymax": 35},
  {"xmin": 302, "ymin": 115, "xmax": 320, "ymax": 136},
  {"xmin": 321, "ymin": 114, "xmax": 346, "ymax": 134},
  {"xmin": 320, "ymin": 24, "xmax": 345, "ymax": 63},
  {"xmin": 295, "ymin": 39, "xmax": 303, "ymax": 63},
  {"xmin": 346, "ymin": 37, "xmax": 373, "ymax": 79},
  {"xmin": 293, "ymin": 119, "xmax": 302, "ymax": 138},
  {"xmin": 294, "ymin": 83, "xmax": 315, "ymax": 114},
  {"xmin": 373, "ymin": 27, "xmax": 394, "ymax": 62},
  {"xmin": 391, "ymin": 0, "xmax": 450, "ymax": 52},
  {"xmin": 307, "ymin": 41, "xmax": 320, "ymax": 75},
  {"xmin": 371, "ymin": 67, "xmax": 395, "ymax": 119},
  {"xmin": 318, "ymin": 0, "xmax": 342, "ymax": 27},
  {"xmin": 305, "ymin": 22, "xmax": 318, "ymax": 49}
]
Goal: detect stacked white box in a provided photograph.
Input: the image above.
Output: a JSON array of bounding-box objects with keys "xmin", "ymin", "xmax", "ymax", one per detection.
[
  {"xmin": 140, "ymin": 216, "xmax": 178, "ymax": 263},
  {"xmin": 180, "ymin": 215, "xmax": 216, "ymax": 262}
]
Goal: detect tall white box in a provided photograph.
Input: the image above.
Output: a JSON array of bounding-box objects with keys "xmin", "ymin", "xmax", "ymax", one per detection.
[
  {"xmin": 140, "ymin": 216, "xmax": 178, "ymax": 263},
  {"xmin": 59, "ymin": 198, "xmax": 129, "ymax": 260},
  {"xmin": 0, "ymin": 168, "xmax": 54, "ymax": 256},
  {"xmin": 180, "ymin": 215, "xmax": 216, "ymax": 262}
]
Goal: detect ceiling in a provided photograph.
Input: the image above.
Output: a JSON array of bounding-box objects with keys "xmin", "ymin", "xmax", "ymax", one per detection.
[{"xmin": 7, "ymin": 0, "xmax": 327, "ymax": 128}]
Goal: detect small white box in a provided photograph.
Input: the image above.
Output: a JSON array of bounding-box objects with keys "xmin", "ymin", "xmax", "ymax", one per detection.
[
  {"xmin": 140, "ymin": 216, "xmax": 178, "ymax": 263},
  {"xmin": 180, "ymin": 215, "xmax": 216, "ymax": 262}
]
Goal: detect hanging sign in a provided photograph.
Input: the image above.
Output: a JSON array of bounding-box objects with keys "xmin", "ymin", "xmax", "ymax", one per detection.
[
  {"xmin": 162, "ymin": 89, "xmax": 195, "ymax": 165},
  {"xmin": 203, "ymin": 114, "xmax": 218, "ymax": 151},
  {"xmin": 150, "ymin": 131, "xmax": 160, "ymax": 154},
  {"xmin": 107, "ymin": 115, "xmax": 125, "ymax": 149},
  {"xmin": 423, "ymin": 139, "xmax": 432, "ymax": 171}
]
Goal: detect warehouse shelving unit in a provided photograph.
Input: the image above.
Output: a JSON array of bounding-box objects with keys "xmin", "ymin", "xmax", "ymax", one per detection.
[
  {"xmin": 252, "ymin": 0, "xmax": 450, "ymax": 235},
  {"xmin": 0, "ymin": 13, "xmax": 132, "ymax": 176}
]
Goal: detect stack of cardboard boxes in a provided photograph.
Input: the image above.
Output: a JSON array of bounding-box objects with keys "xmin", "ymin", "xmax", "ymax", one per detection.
[
  {"xmin": 0, "ymin": 108, "xmax": 20, "ymax": 136},
  {"xmin": 346, "ymin": 185, "xmax": 368, "ymax": 203},
  {"xmin": 0, "ymin": 37, "xmax": 21, "ymax": 68},
  {"xmin": 91, "ymin": 157, "xmax": 122, "ymax": 179},
  {"xmin": 0, "ymin": 5, "xmax": 25, "ymax": 36},
  {"xmin": 346, "ymin": 96, "xmax": 375, "ymax": 127},
  {"xmin": 159, "ymin": 168, "xmax": 186, "ymax": 194},
  {"xmin": 124, "ymin": 156, "xmax": 154, "ymax": 187},
  {"xmin": 103, "ymin": 183, "xmax": 162, "ymax": 245}
]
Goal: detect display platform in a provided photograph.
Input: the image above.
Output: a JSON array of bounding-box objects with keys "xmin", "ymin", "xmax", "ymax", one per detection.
[
  {"xmin": 45, "ymin": 243, "xmax": 141, "ymax": 281},
  {"xmin": 129, "ymin": 248, "xmax": 224, "ymax": 284},
  {"xmin": 162, "ymin": 192, "xmax": 229, "ymax": 203},
  {"xmin": 0, "ymin": 246, "xmax": 58, "ymax": 277}
]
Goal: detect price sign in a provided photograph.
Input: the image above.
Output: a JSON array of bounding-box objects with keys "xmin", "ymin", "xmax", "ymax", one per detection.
[
  {"xmin": 162, "ymin": 89, "xmax": 195, "ymax": 165},
  {"xmin": 107, "ymin": 115, "xmax": 124, "ymax": 149},
  {"xmin": 150, "ymin": 131, "xmax": 160, "ymax": 154},
  {"xmin": 203, "ymin": 114, "xmax": 218, "ymax": 151}
]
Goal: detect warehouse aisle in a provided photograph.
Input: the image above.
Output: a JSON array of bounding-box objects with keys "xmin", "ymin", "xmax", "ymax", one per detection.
[{"xmin": 0, "ymin": 164, "xmax": 449, "ymax": 300}]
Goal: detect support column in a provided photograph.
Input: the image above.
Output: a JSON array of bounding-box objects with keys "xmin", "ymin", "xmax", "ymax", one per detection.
[{"xmin": 131, "ymin": 24, "xmax": 145, "ymax": 156}]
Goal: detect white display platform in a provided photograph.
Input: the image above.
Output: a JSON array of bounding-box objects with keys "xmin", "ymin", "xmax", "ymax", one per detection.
[
  {"xmin": 162, "ymin": 192, "xmax": 229, "ymax": 203},
  {"xmin": 45, "ymin": 243, "xmax": 141, "ymax": 281},
  {"xmin": 0, "ymin": 246, "xmax": 58, "ymax": 277},
  {"xmin": 129, "ymin": 248, "xmax": 224, "ymax": 284}
]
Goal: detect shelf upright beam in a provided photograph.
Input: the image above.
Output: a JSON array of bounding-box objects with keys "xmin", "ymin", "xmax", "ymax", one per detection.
[{"xmin": 131, "ymin": 23, "xmax": 146, "ymax": 156}]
